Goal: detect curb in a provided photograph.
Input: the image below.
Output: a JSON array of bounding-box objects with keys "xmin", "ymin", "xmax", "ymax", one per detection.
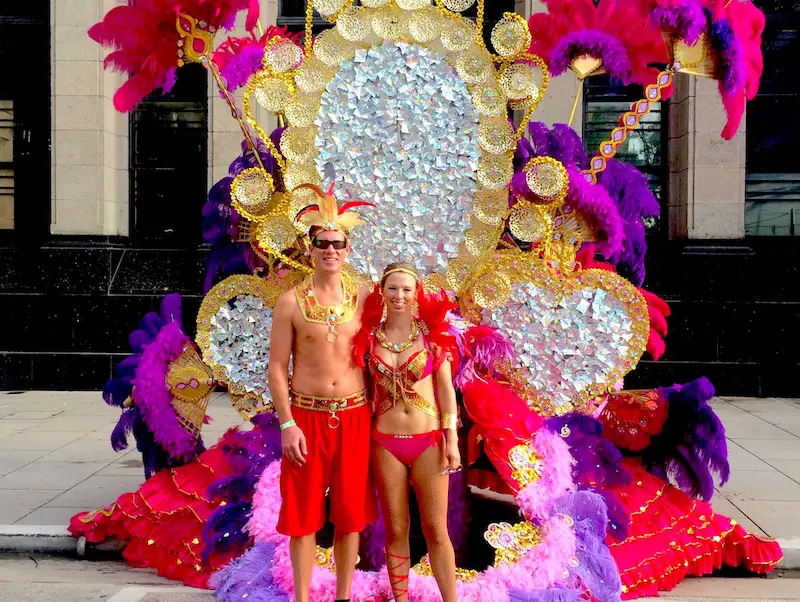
[
  {"xmin": 1, "ymin": 526, "xmax": 799, "ymax": 570},
  {"xmin": 0, "ymin": 525, "xmax": 124, "ymax": 557}
]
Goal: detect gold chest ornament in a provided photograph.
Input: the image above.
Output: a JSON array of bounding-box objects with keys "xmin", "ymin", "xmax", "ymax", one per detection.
[{"xmin": 294, "ymin": 273, "xmax": 359, "ymax": 342}]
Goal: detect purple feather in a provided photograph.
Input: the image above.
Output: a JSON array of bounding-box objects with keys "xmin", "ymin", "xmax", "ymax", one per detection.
[
  {"xmin": 204, "ymin": 414, "xmax": 282, "ymax": 562},
  {"xmin": 212, "ymin": 541, "xmax": 290, "ymax": 602},
  {"xmin": 549, "ymin": 490, "xmax": 623, "ymax": 602},
  {"xmin": 447, "ymin": 466, "xmax": 470, "ymax": 558},
  {"xmin": 709, "ymin": 13, "xmax": 744, "ymax": 92},
  {"xmin": 508, "ymin": 590, "xmax": 583, "ymax": 602},
  {"xmin": 563, "ymin": 165, "xmax": 624, "ymax": 258},
  {"xmin": 219, "ymin": 43, "xmax": 268, "ymax": 93},
  {"xmin": 110, "ymin": 409, "xmax": 139, "ymax": 452},
  {"xmin": 644, "ymin": 377, "xmax": 729, "ymax": 501},
  {"xmin": 596, "ymin": 159, "xmax": 660, "ymax": 286},
  {"xmin": 651, "ymin": 1, "xmax": 707, "ymax": 45},
  {"xmin": 549, "ymin": 31, "xmax": 633, "ymax": 84},
  {"xmin": 360, "ymin": 510, "xmax": 386, "ymax": 570},
  {"xmin": 550, "ymin": 123, "xmax": 589, "ymax": 170}
]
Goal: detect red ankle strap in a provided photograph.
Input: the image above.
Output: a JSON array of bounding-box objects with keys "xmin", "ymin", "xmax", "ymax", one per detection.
[{"xmin": 385, "ymin": 552, "xmax": 409, "ymax": 599}]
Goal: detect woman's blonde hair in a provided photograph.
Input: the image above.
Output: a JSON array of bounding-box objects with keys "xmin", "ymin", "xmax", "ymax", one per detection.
[{"xmin": 381, "ymin": 262, "xmax": 419, "ymax": 286}]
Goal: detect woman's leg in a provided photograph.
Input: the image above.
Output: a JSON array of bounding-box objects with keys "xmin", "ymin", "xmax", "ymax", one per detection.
[
  {"xmin": 372, "ymin": 442, "xmax": 412, "ymax": 601},
  {"xmin": 411, "ymin": 443, "xmax": 457, "ymax": 602}
]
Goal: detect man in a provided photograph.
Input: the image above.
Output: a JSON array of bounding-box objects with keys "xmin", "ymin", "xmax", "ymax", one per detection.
[{"xmin": 269, "ymin": 184, "xmax": 376, "ymax": 602}]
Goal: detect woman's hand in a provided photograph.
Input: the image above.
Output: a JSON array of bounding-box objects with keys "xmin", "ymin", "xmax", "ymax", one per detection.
[
  {"xmin": 281, "ymin": 425, "xmax": 308, "ymax": 467},
  {"xmin": 442, "ymin": 434, "xmax": 461, "ymax": 475}
]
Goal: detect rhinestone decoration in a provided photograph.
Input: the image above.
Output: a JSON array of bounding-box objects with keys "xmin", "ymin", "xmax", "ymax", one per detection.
[
  {"xmin": 361, "ymin": 0, "xmax": 390, "ymax": 6},
  {"xmin": 284, "ymin": 161, "xmax": 321, "ymax": 192},
  {"xmin": 509, "ymin": 203, "xmax": 551, "ymax": 243},
  {"xmin": 478, "ymin": 117, "xmax": 515, "ymax": 154},
  {"xmin": 231, "ymin": 167, "xmax": 274, "ymax": 222},
  {"xmin": 315, "ymin": 42, "xmax": 480, "ymax": 279},
  {"xmin": 484, "ymin": 521, "xmax": 540, "ymax": 567},
  {"xmin": 254, "ymin": 77, "xmax": 293, "ymax": 112},
  {"xmin": 441, "ymin": 17, "xmax": 477, "ymax": 53},
  {"xmin": 284, "ymin": 93, "xmax": 321, "ymax": 127},
  {"xmin": 256, "ymin": 214, "xmax": 298, "ymax": 252},
  {"xmin": 314, "ymin": 0, "xmax": 348, "ymax": 18},
  {"xmin": 314, "ymin": 29, "xmax": 352, "ymax": 66},
  {"xmin": 525, "ymin": 156, "xmax": 568, "ymax": 203},
  {"xmin": 265, "ymin": 38, "xmax": 304, "ymax": 73},
  {"xmin": 472, "ymin": 85, "xmax": 508, "ymax": 117},
  {"xmin": 490, "ymin": 15, "xmax": 531, "ymax": 57},
  {"xmin": 443, "ymin": 0, "xmax": 477, "ymax": 12},
  {"xmin": 396, "ymin": 0, "xmax": 429, "ymax": 9},
  {"xmin": 477, "ymin": 153, "xmax": 513, "ymax": 190},
  {"xmin": 280, "ymin": 127, "xmax": 317, "ymax": 163},
  {"xmin": 209, "ymin": 295, "xmax": 272, "ymax": 402},
  {"xmin": 456, "ymin": 47, "xmax": 493, "ymax": 84},
  {"xmin": 295, "ymin": 56, "xmax": 336, "ymax": 93},
  {"xmin": 473, "ymin": 270, "xmax": 511, "ymax": 309},
  {"xmin": 473, "ymin": 189, "xmax": 508, "ymax": 225},
  {"xmin": 482, "ymin": 278, "xmax": 643, "ymax": 410},
  {"xmin": 409, "ymin": 7, "xmax": 441, "ymax": 43},
  {"xmin": 500, "ymin": 62, "xmax": 540, "ymax": 101},
  {"xmin": 337, "ymin": 7, "xmax": 370, "ymax": 41},
  {"xmin": 508, "ymin": 442, "xmax": 543, "ymax": 488},
  {"xmin": 372, "ymin": 5, "xmax": 410, "ymax": 39}
]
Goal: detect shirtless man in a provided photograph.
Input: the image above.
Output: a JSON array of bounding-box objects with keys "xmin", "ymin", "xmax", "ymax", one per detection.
[{"xmin": 269, "ymin": 187, "xmax": 376, "ymax": 602}]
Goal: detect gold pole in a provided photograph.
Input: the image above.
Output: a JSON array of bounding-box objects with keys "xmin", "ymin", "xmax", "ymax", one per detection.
[{"xmin": 568, "ymin": 79, "xmax": 584, "ymax": 129}]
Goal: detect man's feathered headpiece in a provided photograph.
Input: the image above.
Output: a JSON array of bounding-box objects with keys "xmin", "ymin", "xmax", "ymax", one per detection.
[{"xmin": 293, "ymin": 183, "xmax": 375, "ymax": 237}]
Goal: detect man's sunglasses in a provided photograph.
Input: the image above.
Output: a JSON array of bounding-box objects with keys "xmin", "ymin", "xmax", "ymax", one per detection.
[{"xmin": 312, "ymin": 239, "xmax": 347, "ymax": 250}]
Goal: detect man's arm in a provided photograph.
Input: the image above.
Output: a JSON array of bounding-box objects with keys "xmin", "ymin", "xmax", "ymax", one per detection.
[
  {"xmin": 269, "ymin": 291, "xmax": 294, "ymax": 424},
  {"xmin": 269, "ymin": 291, "xmax": 306, "ymax": 465}
]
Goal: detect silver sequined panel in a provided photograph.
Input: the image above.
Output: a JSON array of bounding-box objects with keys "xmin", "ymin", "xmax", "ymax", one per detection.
[
  {"xmin": 482, "ymin": 284, "xmax": 635, "ymax": 405},
  {"xmin": 315, "ymin": 41, "xmax": 480, "ymax": 280},
  {"xmin": 209, "ymin": 295, "xmax": 273, "ymax": 401}
]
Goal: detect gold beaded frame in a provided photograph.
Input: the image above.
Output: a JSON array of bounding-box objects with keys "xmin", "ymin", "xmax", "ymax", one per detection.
[
  {"xmin": 459, "ymin": 250, "xmax": 651, "ymax": 416},
  {"xmin": 239, "ymin": 1, "xmax": 548, "ymax": 274},
  {"xmin": 196, "ymin": 273, "xmax": 301, "ymax": 419}
]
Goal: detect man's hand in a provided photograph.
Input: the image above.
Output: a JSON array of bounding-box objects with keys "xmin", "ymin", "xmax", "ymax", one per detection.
[{"xmin": 282, "ymin": 425, "xmax": 308, "ymax": 467}]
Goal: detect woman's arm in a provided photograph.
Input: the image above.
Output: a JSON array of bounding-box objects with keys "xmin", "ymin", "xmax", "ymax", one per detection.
[{"xmin": 436, "ymin": 359, "xmax": 462, "ymax": 472}]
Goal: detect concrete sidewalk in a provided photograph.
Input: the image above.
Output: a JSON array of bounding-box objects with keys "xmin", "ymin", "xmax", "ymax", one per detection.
[{"xmin": 1, "ymin": 391, "xmax": 799, "ymax": 562}]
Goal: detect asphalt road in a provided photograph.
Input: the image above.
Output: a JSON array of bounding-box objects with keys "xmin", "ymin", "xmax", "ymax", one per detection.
[{"xmin": 0, "ymin": 555, "xmax": 797, "ymax": 602}]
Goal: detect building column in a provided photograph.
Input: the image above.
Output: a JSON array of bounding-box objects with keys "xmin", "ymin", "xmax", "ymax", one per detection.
[
  {"xmin": 51, "ymin": 0, "xmax": 129, "ymax": 236},
  {"xmin": 668, "ymin": 76, "xmax": 746, "ymax": 239},
  {"xmin": 209, "ymin": 0, "xmax": 280, "ymax": 184},
  {"xmin": 518, "ymin": 0, "xmax": 583, "ymax": 134}
]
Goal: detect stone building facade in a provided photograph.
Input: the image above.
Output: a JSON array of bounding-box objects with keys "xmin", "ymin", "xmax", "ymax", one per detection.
[{"xmin": 0, "ymin": 1, "xmax": 797, "ymax": 394}]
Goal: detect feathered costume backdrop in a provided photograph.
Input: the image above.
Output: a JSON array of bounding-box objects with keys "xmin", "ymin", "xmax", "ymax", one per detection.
[{"xmin": 69, "ymin": 1, "xmax": 782, "ymax": 601}]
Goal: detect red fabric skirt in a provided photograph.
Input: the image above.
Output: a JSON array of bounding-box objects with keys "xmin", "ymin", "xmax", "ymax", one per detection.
[
  {"xmin": 68, "ymin": 446, "xmax": 234, "ymax": 589},
  {"xmin": 609, "ymin": 460, "xmax": 783, "ymax": 599}
]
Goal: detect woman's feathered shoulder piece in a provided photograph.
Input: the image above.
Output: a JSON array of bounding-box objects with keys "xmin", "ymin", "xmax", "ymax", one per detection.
[
  {"xmin": 352, "ymin": 284, "xmax": 383, "ymax": 368},
  {"xmin": 417, "ymin": 288, "xmax": 458, "ymax": 370}
]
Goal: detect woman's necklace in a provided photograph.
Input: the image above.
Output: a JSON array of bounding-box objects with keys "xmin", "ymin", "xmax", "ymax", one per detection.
[{"xmin": 376, "ymin": 319, "xmax": 420, "ymax": 354}]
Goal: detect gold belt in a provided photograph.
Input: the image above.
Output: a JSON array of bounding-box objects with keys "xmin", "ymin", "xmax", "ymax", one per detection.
[{"xmin": 290, "ymin": 389, "xmax": 367, "ymax": 428}]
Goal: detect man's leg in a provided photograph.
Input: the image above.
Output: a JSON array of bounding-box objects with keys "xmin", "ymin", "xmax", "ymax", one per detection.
[
  {"xmin": 333, "ymin": 529, "xmax": 359, "ymax": 600},
  {"xmin": 290, "ymin": 534, "xmax": 317, "ymax": 602}
]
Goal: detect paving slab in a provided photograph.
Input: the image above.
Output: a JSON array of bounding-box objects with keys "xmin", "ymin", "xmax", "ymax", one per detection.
[
  {"xmin": 44, "ymin": 475, "xmax": 146, "ymax": 509},
  {"xmin": 0, "ymin": 461, "xmax": 110, "ymax": 491},
  {"xmin": 0, "ymin": 451, "xmax": 50, "ymax": 476},
  {"xmin": 735, "ymin": 439, "xmax": 800, "ymax": 462},
  {"xmin": 732, "ymin": 500, "xmax": 800, "ymax": 540},
  {"xmin": 0, "ymin": 490, "xmax": 63, "ymax": 524}
]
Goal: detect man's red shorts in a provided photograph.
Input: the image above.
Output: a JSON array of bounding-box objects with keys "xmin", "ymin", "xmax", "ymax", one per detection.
[{"xmin": 277, "ymin": 401, "xmax": 377, "ymax": 537}]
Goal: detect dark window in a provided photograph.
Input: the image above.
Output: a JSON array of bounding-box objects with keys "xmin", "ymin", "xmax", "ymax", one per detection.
[
  {"xmin": 583, "ymin": 76, "xmax": 668, "ymax": 234},
  {"xmin": 0, "ymin": 4, "xmax": 50, "ymax": 241},
  {"xmin": 745, "ymin": 4, "xmax": 800, "ymax": 236},
  {"xmin": 129, "ymin": 63, "xmax": 208, "ymax": 245}
]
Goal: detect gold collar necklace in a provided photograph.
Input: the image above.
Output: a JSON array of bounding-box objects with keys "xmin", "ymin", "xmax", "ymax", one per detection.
[{"xmin": 294, "ymin": 273, "xmax": 359, "ymax": 343}]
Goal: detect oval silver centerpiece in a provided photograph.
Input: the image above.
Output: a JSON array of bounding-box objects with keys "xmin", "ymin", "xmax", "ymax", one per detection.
[{"xmin": 315, "ymin": 41, "xmax": 480, "ymax": 280}]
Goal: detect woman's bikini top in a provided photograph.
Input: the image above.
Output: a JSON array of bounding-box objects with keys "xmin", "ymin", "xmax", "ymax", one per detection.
[{"xmin": 369, "ymin": 346, "xmax": 439, "ymax": 419}]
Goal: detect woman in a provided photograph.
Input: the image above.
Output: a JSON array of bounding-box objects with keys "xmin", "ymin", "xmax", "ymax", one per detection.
[{"xmin": 355, "ymin": 262, "xmax": 461, "ymax": 602}]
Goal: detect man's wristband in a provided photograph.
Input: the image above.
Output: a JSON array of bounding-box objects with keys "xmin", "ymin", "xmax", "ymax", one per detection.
[{"xmin": 280, "ymin": 419, "xmax": 297, "ymax": 431}]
